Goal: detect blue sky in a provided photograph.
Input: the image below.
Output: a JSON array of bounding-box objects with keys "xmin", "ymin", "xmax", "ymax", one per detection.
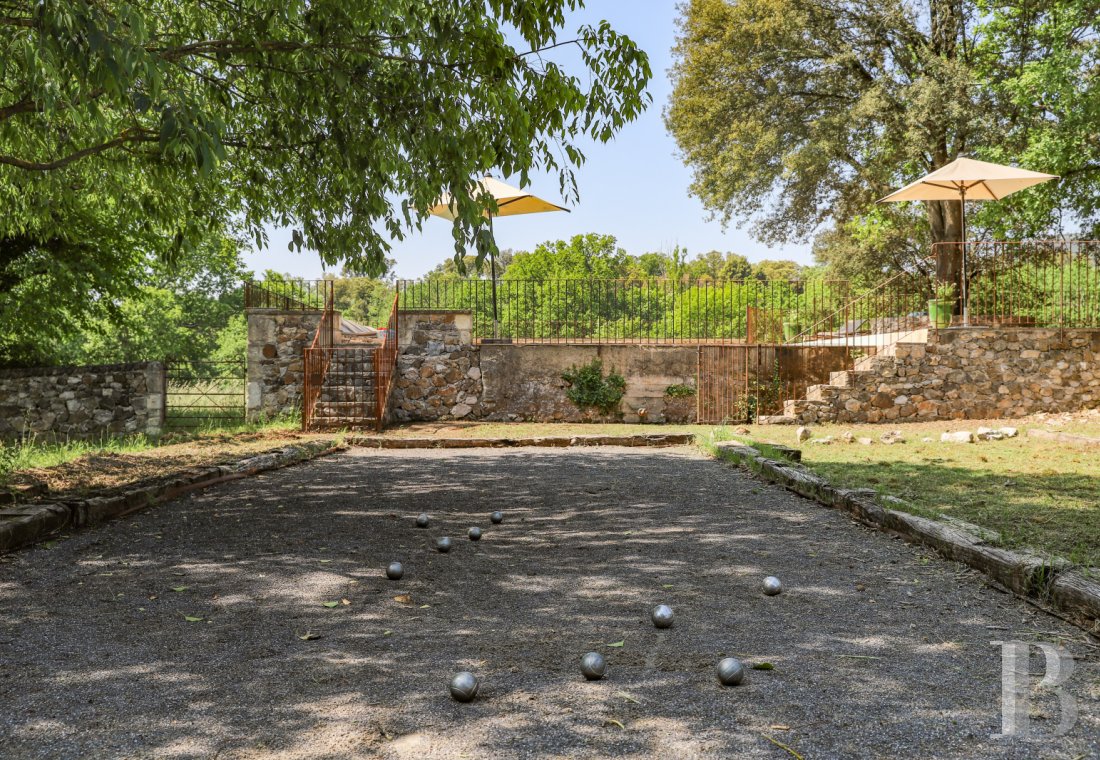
[{"xmin": 243, "ymin": 1, "xmax": 815, "ymax": 280}]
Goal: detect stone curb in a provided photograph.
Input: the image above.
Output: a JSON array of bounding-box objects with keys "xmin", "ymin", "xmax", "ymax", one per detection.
[
  {"xmin": 713, "ymin": 440, "xmax": 1100, "ymax": 633},
  {"xmin": 347, "ymin": 433, "xmax": 696, "ymax": 449},
  {"xmin": 0, "ymin": 440, "xmax": 344, "ymax": 555}
]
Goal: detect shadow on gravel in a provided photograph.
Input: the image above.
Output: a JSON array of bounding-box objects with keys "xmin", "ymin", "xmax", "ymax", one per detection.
[{"xmin": 0, "ymin": 447, "xmax": 1096, "ymax": 759}]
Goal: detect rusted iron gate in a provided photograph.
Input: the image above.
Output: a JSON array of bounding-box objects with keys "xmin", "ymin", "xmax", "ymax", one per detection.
[
  {"xmin": 303, "ymin": 295, "xmax": 400, "ymax": 431},
  {"xmin": 696, "ymin": 345, "xmax": 856, "ymax": 424},
  {"xmin": 165, "ymin": 360, "xmax": 246, "ymax": 429}
]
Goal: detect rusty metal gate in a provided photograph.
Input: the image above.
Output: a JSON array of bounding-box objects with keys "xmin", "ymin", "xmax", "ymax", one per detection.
[{"xmin": 696, "ymin": 345, "xmax": 857, "ymax": 423}]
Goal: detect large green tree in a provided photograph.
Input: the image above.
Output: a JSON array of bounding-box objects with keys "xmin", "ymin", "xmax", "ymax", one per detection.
[
  {"xmin": 0, "ymin": 1, "xmax": 650, "ymax": 363},
  {"xmin": 666, "ymin": 0, "xmax": 1100, "ymax": 285}
]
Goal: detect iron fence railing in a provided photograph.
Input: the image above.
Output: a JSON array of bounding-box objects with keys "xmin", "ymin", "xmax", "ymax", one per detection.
[
  {"xmin": 934, "ymin": 240, "xmax": 1100, "ymax": 328},
  {"xmin": 245, "ymin": 279, "xmax": 333, "ymax": 310},
  {"xmin": 396, "ymin": 278, "xmax": 855, "ymax": 344}
]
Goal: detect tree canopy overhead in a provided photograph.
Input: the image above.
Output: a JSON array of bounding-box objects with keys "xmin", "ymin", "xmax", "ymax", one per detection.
[
  {"xmin": 666, "ymin": 0, "xmax": 1100, "ymax": 281},
  {"xmin": 1, "ymin": 0, "xmax": 650, "ymax": 271}
]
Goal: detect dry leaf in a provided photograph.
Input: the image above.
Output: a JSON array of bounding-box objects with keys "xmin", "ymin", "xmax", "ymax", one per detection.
[{"xmin": 393, "ymin": 594, "xmax": 412, "ymax": 604}]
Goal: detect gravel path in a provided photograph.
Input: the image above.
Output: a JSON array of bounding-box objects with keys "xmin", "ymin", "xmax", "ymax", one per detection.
[{"xmin": 0, "ymin": 446, "xmax": 1097, "ymax": 759}]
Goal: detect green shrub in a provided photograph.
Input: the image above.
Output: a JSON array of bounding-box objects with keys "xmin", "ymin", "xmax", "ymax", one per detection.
[
  {"xmin": 665, "ymin": 383, "xmax": 696, "ymax": 398},
  {"xmin": 561, "ymin": 359, "xmax": 626, "ymax": 415}
]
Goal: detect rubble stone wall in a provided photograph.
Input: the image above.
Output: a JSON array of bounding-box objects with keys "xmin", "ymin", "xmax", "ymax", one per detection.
[
  {"xmin": 791, "ymin": 328, "xmax": 1100, "ymax": 424},
  {"xmin": 0, "ymin": 362, "xmax": 164, "ymax": 440}
]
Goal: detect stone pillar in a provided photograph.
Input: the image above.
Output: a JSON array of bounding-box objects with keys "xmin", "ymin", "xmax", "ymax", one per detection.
[
  {"xmin": 144, "ymin": 361, "xmax": 165, "ymax": 436},
  {"xmin": 246, "ymin": 309, "xmax": 324, "ymax": 420}
]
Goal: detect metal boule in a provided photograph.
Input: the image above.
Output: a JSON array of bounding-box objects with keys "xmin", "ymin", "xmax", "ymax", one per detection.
[
  {"xmin": 449, "ymin": 671, "xmax": 479, "ymax": 702},
  {"xmin": 717, "ymin": 657, "xmax": 745, "ymax": 686},
  {"xmin": 651, "ymin": 604, "xmax": 674, "ymax": 629},
  {"xmin": 580, "ymin": 652, "xmax": 607, "ymax": 681}
]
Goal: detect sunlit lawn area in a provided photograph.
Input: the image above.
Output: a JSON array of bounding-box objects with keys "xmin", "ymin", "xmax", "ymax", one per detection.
[{"xmin": 730, "ymin": 418, "xmax": 1100, "ymax": 569}]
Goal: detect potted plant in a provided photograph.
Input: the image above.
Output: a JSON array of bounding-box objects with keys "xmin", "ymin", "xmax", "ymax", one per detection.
[{"xmin": 928, "ymin": 281, "xmax": 957, "ymax": 329}]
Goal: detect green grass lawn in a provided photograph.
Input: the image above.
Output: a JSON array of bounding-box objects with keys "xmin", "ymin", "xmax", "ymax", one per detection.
[{"xmin": 728, "ymin": 419, "xmax": 1100, "ymax": 569}]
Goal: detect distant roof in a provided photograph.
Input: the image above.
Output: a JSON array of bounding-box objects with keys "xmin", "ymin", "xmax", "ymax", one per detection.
[{"xmin": 340, "ymin": 318, "xmax": 377, "ymax": 336}]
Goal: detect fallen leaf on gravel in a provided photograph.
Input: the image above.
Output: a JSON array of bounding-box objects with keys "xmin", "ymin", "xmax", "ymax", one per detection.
[
  {"xmin": 603, "ymin": 719, "xmax": 625, "ymax": 730},
  {"xmin": 170, "ymin": 586, "xmax": 189, "ymax": 592},
  {"xmin": 393, "ymin": 595, "xmax": 412, "ymax": 604},
  {"xmin": 322, "ymin": 601, "xmax": 340, "ymax": 608},
  {"xmin": 762, "ymin": 734, "xmax": 803, "ymax": 759},
  {"xmin": 297, "ymin": 631, "xmax": 323, "ymax": 641},
  {"xmin": 607, "ymin": 640, "xmax": 625, "ymax": 648},
  {"xmin": 319, "ymin": 559, "xmax": 332, "ymax": 564},
  {"xmin": 614, "ymin": 691, "xmax": 641, "ymax": 704},
  {"xmin": 341, "ymin": 598, "xmax": 351, "ymax": 606},
  {"xmin": 769, "ymin": 725, "xmax": 790, "ymax": 731},
  {"xmin": 752, "ymin": 662, "xmax": 775, "ymax": 670},
  {"xmin": 661, "ymin": 584, "xmax": 674, "ymax": 589},
  {"xmin": 382, "ymin": 630, "xmax": 393, "ymax": 636},
  {"xmin": 419, "ymin": 604, "xmax": 431, "ymax": 609},
  {"xmin": 184, "ymin": 615, "xmax": 203, "ymax": 622}
]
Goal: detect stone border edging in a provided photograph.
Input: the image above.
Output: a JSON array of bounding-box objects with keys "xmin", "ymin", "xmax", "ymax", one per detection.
[
  {"xmin": 347, "ymin": 433, "xmax": 695, "ymax": 449},
  {"xmin": 0, "ymin": 440, "xmax": 344, "ymax": 555},
  {"xmin": 712, "ymin": 440, "xmax": 1100, "ymax": 633}
]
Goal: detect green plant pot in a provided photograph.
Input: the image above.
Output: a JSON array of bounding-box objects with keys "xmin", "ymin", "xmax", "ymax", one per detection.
[
  {"xmin": 782, "ymin": 322, "xmax": 802, "ymax": 341},
  {"xmin": 928, "ymin": 299, "xmax": 954, "ymax": 329}
]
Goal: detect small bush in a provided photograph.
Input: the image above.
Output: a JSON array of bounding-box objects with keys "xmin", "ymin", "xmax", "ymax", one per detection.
[
  {"xmin": 561, "ymin": 359, "xmax": 626, "ymax": 415},
  {"xmin": 665, "ymin": 383, "xmax": 696, "ymax": 398}
]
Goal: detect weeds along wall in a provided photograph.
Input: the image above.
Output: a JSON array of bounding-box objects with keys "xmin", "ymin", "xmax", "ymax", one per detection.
[{"xmin": 0, "ymin": 362, "xmax": 164, "ymax": 441}]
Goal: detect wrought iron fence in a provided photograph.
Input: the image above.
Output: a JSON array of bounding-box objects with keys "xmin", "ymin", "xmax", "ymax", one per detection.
[
  {"xmin": 245, "ymin": 279, "xmax": 333, "ymax": 310},
  {"xmin": 397, "ymin": 278, "xmax": 855, "ymax": 344},
  {"xmin": 165, "ymin": 360, "xmax": 246, "ymax": 429},
  {"xmin": 934, "ymin": 240, "xmax": 1100, "ymax": 328}
]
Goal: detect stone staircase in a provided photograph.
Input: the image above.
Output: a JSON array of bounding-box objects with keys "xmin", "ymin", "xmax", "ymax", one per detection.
[
  {"xmin": 758, "ymin": 330, "xmax": 930, "ymax": 425},
  {"xmin": 308, "ymin": 348, "xmax": 380, "ymax": 429}
]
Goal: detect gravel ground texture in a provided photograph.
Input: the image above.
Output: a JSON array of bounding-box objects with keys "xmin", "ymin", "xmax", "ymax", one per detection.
[{"xmin": 0, "ymin": 446, "xmax": 1097, "ymax": 759}]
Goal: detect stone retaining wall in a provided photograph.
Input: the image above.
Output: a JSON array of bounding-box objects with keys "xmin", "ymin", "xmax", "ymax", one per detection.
[
  {"xmin": 0, "ymin": 362, "xmax": 164, "ymax": 440},
  {"xmin": 794, "ymin": 328, "xmax": 1100, "ymax": 424},
  {"xmin": 388, "ymin": 311, "xmax": 697, "ymax": 423}
]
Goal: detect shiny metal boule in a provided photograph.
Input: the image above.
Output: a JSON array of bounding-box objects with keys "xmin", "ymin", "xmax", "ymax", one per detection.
[
  {"xmin": 762, "ymin": 576, "xmax": 783, "ymax": 596},
  {"xmin": 468, "ymin": 527, "xmax": 482, "ymax": 541},
  {"xmin": 651, "ymin": 604, "xmax": 674, "ymax": 629},
  {"xmin": 716, "ymin": 657, "xmax": 745, "ymax": 686},
  {"xmin": 490, "ymin": 511, "xmax": 504, "ymax": 524},
  {"xmin": 435, "ymin": 537, "xmax": 452, "ymax": 553},
  {"xmin": 449, "ymin": 671, "xmax": 479, "ymax": 702},
  {"xmin": 580, "ymin": 652, "xmax": 607, "ymax": 681},
  {"xmin": 416, "ymin": 513, "xmax": 430, "ymax": 528},
  {"xmin": 386, "ymin": 561, "xmax": 404, "ymax": 580}
]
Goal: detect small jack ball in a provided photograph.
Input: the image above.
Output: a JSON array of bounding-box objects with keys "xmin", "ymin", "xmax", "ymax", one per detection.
[
  {"xmin": 651, "ymin": 604, "xmax": 674, "ymax": 629},
  {"xmin": 468, "ymin": 527, "xmax": 482, "ymax": 541},
  {"xmin": 435, "ymin": 537, "xmax": 453, "ymax": 553},
  {"xmin": 716, "ymin": 657, "xmax": 745, "ymax": 686},
  {"xmin": 416, "ymin": 513, "xmax": 430, "ymax": 528},
  {"xmin": 762, "ymin": 576, "xmax": 783, "ymax": 596},
  {"xmin": 449, "ymin": 671, "xmax": 479, "ymax": 702},
  {"xmin": 580, "ymin": 652, "xmax": 607, "ymax": 681},
  {"xmin": 490, "ymin": 511, "xmax": 504, "ymax": 524},
  {"xmin": 386, "ymin": 562, "xmax": 404, "ymax": 580}
]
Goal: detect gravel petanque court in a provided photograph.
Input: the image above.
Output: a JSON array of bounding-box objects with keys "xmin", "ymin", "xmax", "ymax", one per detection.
[{"xmin": 1, "ymin": 446, "xmax": 1097, "ymax": 759}]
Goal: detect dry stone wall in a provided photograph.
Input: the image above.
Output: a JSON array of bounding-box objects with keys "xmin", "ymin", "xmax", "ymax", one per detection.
[
  {"xmin": 389, "ymin": 312, "xmax": 484, "ymax": 422},
  {"xmin": 789, "ymin": 328, "xmax": 1100, "ymax": 424},
  {"xmin": 388, "ymin": 311, "xmax": 698, "ymax": 424},
  {"xmin": 246, "ymin": 309, "xmax": 324, "ymax": 420},
  {"xmin": 0, "ymin": 362, "xmax": 164, "ymax": 440}
]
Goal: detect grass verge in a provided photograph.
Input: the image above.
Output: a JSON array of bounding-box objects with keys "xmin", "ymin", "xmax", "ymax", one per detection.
[{"xmin": 723, "ymin": 418, "xmax": 1100, "ymax": 568}]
